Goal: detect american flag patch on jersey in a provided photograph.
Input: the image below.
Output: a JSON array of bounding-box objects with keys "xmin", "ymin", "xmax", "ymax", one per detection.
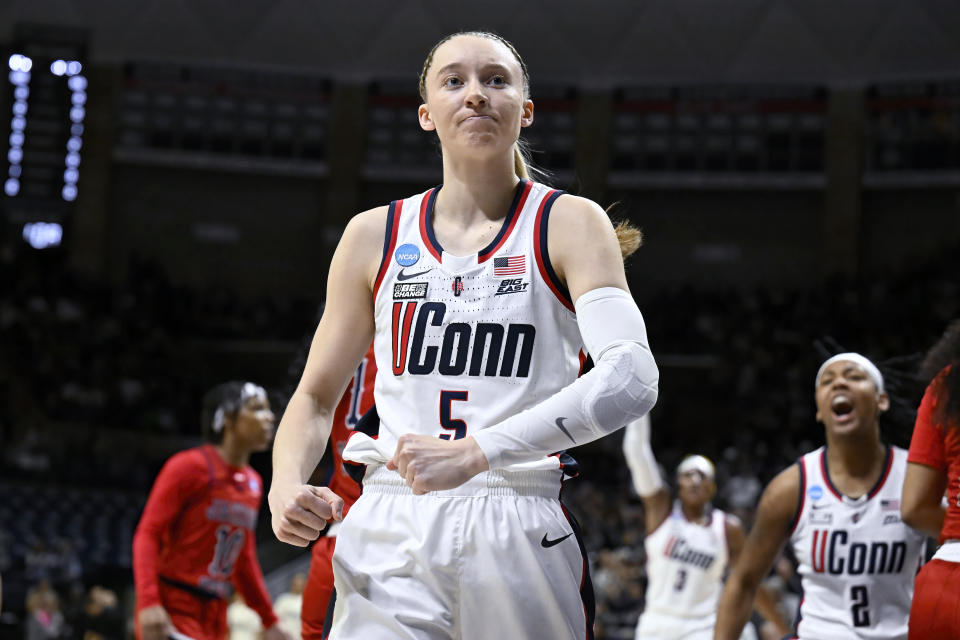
[
  {"xmin": 494, "ymin": 255, "xmax": 526, "ymax": 276},
  {"xmin": 881, "ymin": 499, "xmax": 900, "ymax": 511}
]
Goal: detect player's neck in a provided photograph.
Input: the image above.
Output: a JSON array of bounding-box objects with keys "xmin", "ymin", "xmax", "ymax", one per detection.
[
  {"xmin": 825, "ymin": 437, "xmax": 886, "ymax": 481},
  {"xmin": 680, "ymin": 502, "xmax": 709, "ymax": 525},
  {"xmin": 437, "ymin": 153, "xmax": 521, "ymax": 225},
  {"xmin": 215, "ymin": 442, "xmax": 250, "ymax": 468}
]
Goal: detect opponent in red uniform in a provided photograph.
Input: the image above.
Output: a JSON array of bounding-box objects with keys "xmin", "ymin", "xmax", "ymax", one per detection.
[
  {"xmin": 133, "ymin": 382, "xmax": 292, "ymax": 640},
  {"xmin": 903, "ymin": 319, "xmax": 960, "ymax": 639},
  {"xmin": 300, "ymin": 346, "xmax": 376, "ymax": 640}
]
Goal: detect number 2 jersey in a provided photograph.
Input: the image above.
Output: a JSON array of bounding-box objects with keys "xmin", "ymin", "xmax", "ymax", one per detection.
[
  {"xmin": 133, "ymin": 445, "xmax": 276, "ymax": 628},
  {"xmin": 789, "ymin": 445, "xmax": 926, "ymax": 640},
  {"xmin": 364, "ymin": 180, "xmax": 584, "ymax": 465}
]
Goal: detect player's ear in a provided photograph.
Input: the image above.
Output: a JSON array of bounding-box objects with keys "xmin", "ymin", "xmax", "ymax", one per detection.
[
  {"xmin": 877, "ymin": 391, "xmax": 890, "ymax": 413},
  {"xmin": 418, "ymin": 104, "xmax": 435, "ymax": 131},
  {"xmin": 520, "ymin": 99, "xmax": 534, "ymax": 128}
]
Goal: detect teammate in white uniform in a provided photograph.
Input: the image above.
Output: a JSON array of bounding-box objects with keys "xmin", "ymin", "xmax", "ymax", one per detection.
[
  {"xmin": 267, "ymin": 31, "xmax": 659, "ymax": 639},
  {"xmin": 715, "ymin": 354, "xmax": 928, "ymax": 640},
  {"xmin": 623, "ymin": 418, "xmax": 788, "ymax": 640}
]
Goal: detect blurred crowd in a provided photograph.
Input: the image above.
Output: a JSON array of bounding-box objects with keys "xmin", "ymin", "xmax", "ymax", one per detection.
[{"xmin": 0, "ymin": 234, "xmax": 956, "ymax": 638}]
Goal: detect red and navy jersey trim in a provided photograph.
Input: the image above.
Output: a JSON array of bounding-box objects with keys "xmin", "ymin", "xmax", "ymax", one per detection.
[
  {"xmin": 418, "ymin": 188, "xmax": 442, "ymax": 261},
  {"xmin": 532, "ymin": 190, "xmax": 573, "ymax": 311},
  {"xmin": 373, "ymin": 200, "xmax": 402, "ymax": 300},
  {"xmin": 477, "ymin": 179, "xmax": 532, "ymax": 263},
  {"xmin": 418, "ymin": 180, "xmax": 531, "ymax": 263},
  {"xmin": 867, "ymin": 446, "xmax": 894, "ymax": 499},
  {"xmin": 789, "ymin": 459, "xmax": 805, "ymax": 534},
  {"xmin": 820, "ymin": 445, "xmax": 892, "ymax": 501},
  {"xmin": 577, "ymin": 350, "xmax": 592, "ymax": 377}
]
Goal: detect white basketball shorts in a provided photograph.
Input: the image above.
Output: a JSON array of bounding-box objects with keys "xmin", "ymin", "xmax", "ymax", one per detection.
[{"xmin": 327, "ymin": 465, "xmax": 594, "ymax": 640}]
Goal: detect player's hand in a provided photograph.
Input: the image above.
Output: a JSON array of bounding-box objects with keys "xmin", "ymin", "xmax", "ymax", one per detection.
[
  {"xmin": 264, "ymin": 624, "xmax": 295, "ymax": 640},
  {"xmin": 387, "ymin": 435, "xmax": 490, "ymax": 494},
  {"xmin": 137, "ymin": 604, "xmax": 171, "ymax": 640},
  {"xmin": 268, "ymin": 484, "xmax": 344, "ymax": 547}
]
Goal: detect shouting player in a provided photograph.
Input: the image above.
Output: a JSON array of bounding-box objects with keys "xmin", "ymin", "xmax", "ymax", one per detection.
[{"xmin": 715, "ymin": 353, "xmax": 927, "ymax": 640}]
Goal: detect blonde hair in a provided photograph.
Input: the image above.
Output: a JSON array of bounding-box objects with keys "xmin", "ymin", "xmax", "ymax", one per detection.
[
  {"xmin": 419, "ymin": 32, "xmax": 641, "ymax": 260},
  {"xmin": 613, "ymin": 219, "xmax": 643, "ymax": 260}
]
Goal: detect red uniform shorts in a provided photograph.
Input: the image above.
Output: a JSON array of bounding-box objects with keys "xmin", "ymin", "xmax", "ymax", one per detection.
[
  {"xmin": 136, "ymin": 582, "xmax": 228, "ymax": 640},
  {"xmin": 909, "ymin": 558, "xmax": 960, "ymax": 639}
]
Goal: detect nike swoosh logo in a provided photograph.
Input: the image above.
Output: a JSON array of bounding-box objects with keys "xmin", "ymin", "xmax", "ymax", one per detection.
[
  {"xmin": 555, "ymin": 417, "xmax": 576, "ymax": 444},
  {"xmin": 397, "ymin": 268, "xmax": 433, "ymax": 281},
  {"xmin": 541, "ymin": 532, "xmax": 574, "ymax": 548},
  {"xmin": 811, "ymin": 503, "xmax": 831, "ymax": 510}
]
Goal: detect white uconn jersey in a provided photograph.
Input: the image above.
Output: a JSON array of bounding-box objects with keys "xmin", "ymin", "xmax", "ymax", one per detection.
[
  {"xmin": 642, "ymin": 502, "xmax": 728, "ymax": 621},
  {"xmin": 370, "ymin": 181, "xmax": 583, "ymax": 465},
  {"xmin": 790, "ymin": 446, "xmax": 926, "ymax": 640}
]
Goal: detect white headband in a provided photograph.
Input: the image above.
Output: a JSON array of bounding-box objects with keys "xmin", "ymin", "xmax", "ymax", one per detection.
[
  {"xmin": 815, "ymin": 353, "xmax": 884, "ymax": 393},
  {"xmin": 212, "ymin": 382, "xmax": 267, "ymax": 433},
  {"xmin": 677, "ymin": 455, "xmax": 715, "ymax": 481}
]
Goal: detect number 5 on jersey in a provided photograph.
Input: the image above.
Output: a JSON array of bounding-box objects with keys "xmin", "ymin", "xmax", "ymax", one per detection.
[{"xmin": 439, "ymin": 390, "xmax": 468, "ymax": 440}]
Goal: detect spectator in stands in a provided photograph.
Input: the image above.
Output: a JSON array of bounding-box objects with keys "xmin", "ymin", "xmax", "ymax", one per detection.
[
  {"xmin": 73, "ymin": 585, "xmax": 123, "ymax": 640},
  {"xmin": 227, "ymin": 593, "xmax": 261, "ymax": 640},
  {"xmin": 274, "ymin": 573, "xmax": 306, "ymax": 640},
  {"xmin": 25, "ymin": 581, "xmax": 64, "ymax": 640}
]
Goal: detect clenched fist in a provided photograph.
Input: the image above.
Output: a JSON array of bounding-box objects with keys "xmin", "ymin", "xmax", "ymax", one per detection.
[
  {"xmin": 387, "ymin": 435, "xmax": 489, "ymax": 494},
  {"xmin": 268, "ymin": 484, "xmax": 344, "ymax": 546}
]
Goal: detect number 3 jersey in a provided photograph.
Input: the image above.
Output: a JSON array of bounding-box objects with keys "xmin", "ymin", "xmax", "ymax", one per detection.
[
  {"xmin": 641, "ymin": 502, "xmax": 729, "ymax": 622},
  {"xmin": 789, "ymin": 445, "xmax": 926, "ymax": 640},
  {"xmin": 362, "ymin": 180, "xmax": 584, "ymax": 467}
]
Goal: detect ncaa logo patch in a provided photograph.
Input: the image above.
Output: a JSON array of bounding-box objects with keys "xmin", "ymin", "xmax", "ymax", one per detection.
[
  {"xmin": 395, "ymin": 244, "xmax": 420, "ymax": 267},
  {"xmin": 808, "ymin": 485, "xmax": 824, "ymax": 501}
]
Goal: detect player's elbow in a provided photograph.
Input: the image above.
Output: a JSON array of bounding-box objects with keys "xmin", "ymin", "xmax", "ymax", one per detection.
[
  {"xmin": 588, "ymin": 342, "xmax": 658, "ymax": 433},
  {"xmin": 618, "ymin": 340, "xmax": 659, "ymax": 415}
]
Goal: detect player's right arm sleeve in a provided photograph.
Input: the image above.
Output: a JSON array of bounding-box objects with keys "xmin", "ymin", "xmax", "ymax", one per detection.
[
  {"xmin": 622, "ymin": 414, "xmax": 665, "ymax": 496},
  {"xmin": 472, "ymin": 287, "xmax": 658, "ymax": 469},
  {"xmin": 133, "ymin": 452, "xmax": 207, "ymax": 609}
]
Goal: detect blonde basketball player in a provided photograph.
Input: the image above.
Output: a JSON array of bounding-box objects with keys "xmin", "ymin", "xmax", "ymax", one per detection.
[
  {"xmin": 268, "ymin": 32, "xmax": 658, "ymax": 639},
  {"xmin": 623, "ymin": 416, "xmax": 789, "ymax": 639},
  {"xmin": 715, "ymin": 354, "xmax": 927, "ymax": 640}
]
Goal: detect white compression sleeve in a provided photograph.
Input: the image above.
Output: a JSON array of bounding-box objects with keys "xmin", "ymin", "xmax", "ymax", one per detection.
[
  {"xmin": 622, "ymin": 414, "xmax": 665, "ymax": 496},
  {"xmin": 471, "ymin": 287, "xmax": 659, "ymax": 469}
]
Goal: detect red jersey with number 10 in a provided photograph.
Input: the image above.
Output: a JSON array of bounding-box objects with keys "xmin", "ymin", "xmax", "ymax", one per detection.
[{"xmin": 133, "ymin": 445, "xmax": 276, "ymax": 628}]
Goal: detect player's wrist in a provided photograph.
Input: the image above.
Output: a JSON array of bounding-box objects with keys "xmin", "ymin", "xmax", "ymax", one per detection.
[{"xmin": 463, "ymin": 436, "xmax": 490, "ymax": 475}]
